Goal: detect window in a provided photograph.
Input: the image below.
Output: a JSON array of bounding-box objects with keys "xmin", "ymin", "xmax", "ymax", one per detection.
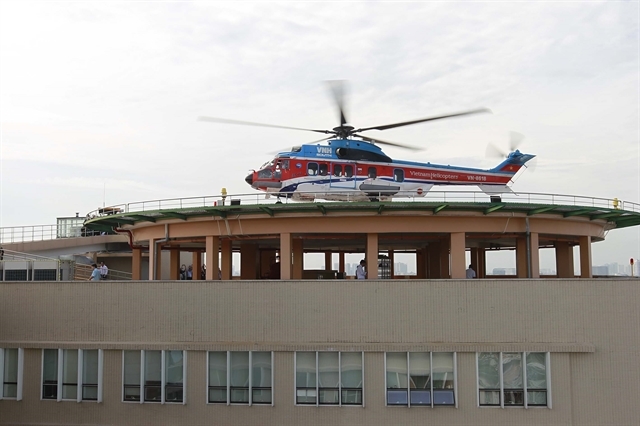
[
  {"xmin": 385, "ymin": 352, "xmax": 456, "ymax": 407},
  {"xmin": 307, "ymin": 163, "xmax": 318, "ymax": 176},
  {"xmin": 41, "ymin": 349, "xmax": 103, "ymax": 402},
  {"xmin": 344, "ymin": 165, "xmax": 354, "ymax": 177},
  {"xmin": 295, "ymin": 352, "xmax": 363, "ymax": 406},
  {"xmin": 0, "ymin": 348, "xmax": 23, "ymax": 400},
  {"xmin": 333, "ymin": 164, "xmax": 343, "ymax": 177},
  {"xmin": 394, "ymin": 169, "xmax": 404, "ymax": 182},
  {"xmin": 122, "ymin": 350, "xmax": 186, "ymax": 404},
  {"xmin": 477, "ymin": 352, "xmax": 550, "ymax": 408},
  {"xmin": 207, "ymin": 351, "xmax": 272, "ymax": 405},
  {"xmin": 368, "ymin": 167, "xmax": 377, "ymax": 178},
  {"xmin": 319, "ymin": 163, "xmax": 328, "ymax": 176}
]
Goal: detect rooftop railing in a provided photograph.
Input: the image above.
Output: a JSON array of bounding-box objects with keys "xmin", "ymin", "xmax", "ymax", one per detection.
[{"xmin": 1, "ymin": 190, "xmax": 638, "ymax": 244}]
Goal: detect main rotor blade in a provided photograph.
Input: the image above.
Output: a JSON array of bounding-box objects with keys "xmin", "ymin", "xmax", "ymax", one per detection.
[
  {"xmin": 486, "ymin": 143, "xmax": 507, "ymax": 158},
  {"xmin": 198, "ymin": 116, "xmax": 330, "ymax": 134},
  {"xmin": 267, "ymin": 136, "xmax": 335, "ymax": 155},
  {"xmin": 354, "ymin": 108, "xmax": 492, "ymax": 132},
  {"xmin": 326, "ymin": 80, "xmax": 348, "ymax": 126},
  {"xmin": 355, "ymin": 134, "xmax": 422, "ymax": 151}
]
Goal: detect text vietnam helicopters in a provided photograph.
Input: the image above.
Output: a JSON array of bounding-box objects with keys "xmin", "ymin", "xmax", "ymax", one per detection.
[{"xmin": 199, "ymin": 82, "xmax": 535, "ymax": 202}]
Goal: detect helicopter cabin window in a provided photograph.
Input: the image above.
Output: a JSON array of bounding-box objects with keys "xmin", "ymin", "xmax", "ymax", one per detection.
[
  {"xmin": 281, "ymin": 160, "xmax": 290, "ymax": 170},
  {"xmin": 344, "ymin": 165, "xmax": 354, "ymax": 178},
  {"xmin": 319, "ymin": 164, "xmax": 328, "ymax": 176},
  {"xmin": 307, "ymin": 163, "xmax": 318, "ymax": 176},
  {"xmin": 368, "ymin": 167, "xmax": 377, "ymax": 179},
  {"xmin": 333, "ymin": 164, "xmax": 343, "ymax": 177},
  {"xmin": 394, "ymin": 169, "xmax": 404, "ymax": 183},
  {"xmin": 258, "ymin": 169, "xmax": 273, "ymax": 179}
]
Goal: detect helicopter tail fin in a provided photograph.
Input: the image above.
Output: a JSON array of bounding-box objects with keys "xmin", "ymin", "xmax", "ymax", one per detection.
[{"xmin": 489, "ymin": 151, "xmax": 536, "ymax": 175}]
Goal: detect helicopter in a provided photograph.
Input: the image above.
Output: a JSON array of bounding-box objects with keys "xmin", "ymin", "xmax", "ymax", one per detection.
[{"xmin": 199, "ymin": 82, "xmax": 535, "ymax": 202}]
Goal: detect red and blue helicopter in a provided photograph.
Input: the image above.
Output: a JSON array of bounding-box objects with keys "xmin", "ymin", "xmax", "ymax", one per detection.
[{"xmin": 200, "ymin": 82, "xmax": 535, "ymax": 202}]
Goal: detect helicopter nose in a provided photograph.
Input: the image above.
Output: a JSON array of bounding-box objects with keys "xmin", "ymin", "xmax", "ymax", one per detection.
[{"xmin": 245, "ymin": 173, "xmax": 253, "ymax": 185}]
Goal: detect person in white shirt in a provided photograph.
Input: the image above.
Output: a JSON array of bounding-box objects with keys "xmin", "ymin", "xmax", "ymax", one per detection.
[
  {"xmin": 466, "ymin": 264, "xmax": 476, "ymax": 279},
  {"xmin": 356, "ymin": 259, "xmax": 367, "ymax": 279},
  {"xmin": 99, "ymin": 262, "xmax": 108, "ymax": 280}
]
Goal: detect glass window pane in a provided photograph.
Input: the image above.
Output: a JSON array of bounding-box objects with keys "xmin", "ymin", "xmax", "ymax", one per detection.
[
  {"xmin": 387, "ymin": 389, "xmax": 408, "ymax": 405},
  {"xmin": 478, "ymin": 352, "xmax": 500, "ymax": 389},
  {"xmin": 527, "ymin": 390, "xmax": 548, "ymax": 405},
  {"xmin": 230, "ymin": 352, "xmax": 249, "ymax": 387},
  {"xmin": 62, "ymin": 349, "xmax": 78, "ymax": 386},
  {"xmin": 410, "ymin": 389, "xmax": 431, "ymax": 405},
  {"xmin": 340, "ymin": 352, "xmax": 362, "ymax": 389},
  {"xmin": 318, "ymin": 352, "xmax": 339, "ymax": 388},
  {"xmin": 504, "ymin": 390, "xmax": 524, "ymax": 405},
  {"xmin": 319, "ymin": 388, "xmax": 339, "ymax": 404},
  {"xmin": 165, "ymin": 351, "xmax": 183, "ymax": 384},
  {"xmin": 252, "ymin": 388, "xmax": 272, "ymax": 404},
  {"xmin": 144, "ymin": 351, "xmax": 162, "ymax": 383},
  {"xmin": 432, "ymin": 352, "xmax": 454, "ymax": 389},
  {"xmin": 409, "ymin": 352, "xmax": 430, "ymax": 389},
  {"xmin": 124, "ymin": 386, "xmax": 140, "ymax": 401},
  {"xmin": 502, "ymin": 353, "xmax": 523, "ymax": 389},
  {"xmin": 341, "ymin": 389, "xmax": 362, "ymax": 405},
  {"xmin": 43, "ymin": 349, "xmax": 58, "ymax": 382},
  {"xmin": 296, "ymin": 352, "xmax": 316, "ymax": 388},
  {"xmin": 83, "ymin": 385, "xmax": 98, "ymax": 400},
  {"xmin": 83, "ymin": 350, "xmax": 99, "ymax": 386},
  {"xmin": 386, "ymin": 353, "xmax": 408, "ymax": 389},
  {"xmin": 208, "ymin": 352, "xmax": 227, "ymax": 387},
  {"xmin": 123, "ymin": 351, "xmax": 141, "ymax": 386},
  {"xmin": 230, "ymin": 388, "xmax": 249, "ymax": 403},
  {"xmin": 479, "ymin": 390, "xmax": 500, "ymax": 405},
  {"xmin": 526, "ymin": 352, "xmax": 547, "ymax": 389},
  {"xmin": 62, "ymin": 384, "xmax": 77, "ymax": 399},
  {"xmin": 433, "ymin": 390, "xmax": 455, "ymax": 405},
  {"xmin": 3, "ymin": 348, "xmax": 18, "ymax": 384},
  {"xmin": 209, "ymin": 388, "xmax": 227, "ymax": 403},
  {"xmin": 252, "ymin": 352, "xmax": 271, "ymax": 388},
  {"xmin": 3, "ymin": 384, "xmax": 17, "ymax": 398}
]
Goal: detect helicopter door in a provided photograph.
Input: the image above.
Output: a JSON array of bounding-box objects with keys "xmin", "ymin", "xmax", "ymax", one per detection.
[{"xmin": 329, "ymin": 163, "xmax": 357, "ymax": 189}]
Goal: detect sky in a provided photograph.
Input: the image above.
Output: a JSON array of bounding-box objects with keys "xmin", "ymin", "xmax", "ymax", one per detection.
[{"xmin": 1, "ymin": 1, "xmax": 638, "ymax": 271}]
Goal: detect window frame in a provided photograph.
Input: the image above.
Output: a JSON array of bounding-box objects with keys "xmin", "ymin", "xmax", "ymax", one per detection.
[
  {"xmin": 294, "ymin": 351, "xmax": 364, "ymax": 407},
  {"xmin": 41, "ymin": 349, "xmax": 103, "ymax": 402},
  {"xmin": 384, "ymin": 352, "xmax": 457, "ymax": 408},
  {"xmin": 0, "ymin": 348, "xmax": 24, "ymax": 400},
  {"xmin": 121, "ymin": 350, "xmax": 187, "ymax": 405},
  {"xmin": 476, "ymin": 352, "xmax": 551, "ymax": 409},
  {"xmin": 206, "ymin": 351, "xmax": 274, "ymax": 406}
]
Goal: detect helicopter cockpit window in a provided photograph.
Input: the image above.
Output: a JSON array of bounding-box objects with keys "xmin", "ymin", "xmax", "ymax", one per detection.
[
  {"xmin": 258, "ymin": 168, "xmax": 273, "ymax": 179},
  {"xmin": 345, "ymin": 165, "xmax": 354, "ymax": 178},
  {"xmin": 394, "ymin": 169, "xmax": 404, "ymax": 182},
  {"xmin": 319, "ymin": 163, "xmax": 328, "ymax": 176},
  {"xmin": 281, "ymin": 160, "xmax": 290, "ymax": 170},
  {"xmin": 307, "ymin": 163, "xmax": 318, "ymax": 176},
  {"xmin": 368, "ymin": 167, "xmax": 377, "ymax": 178},
  {"xmin": 333, "ymin": 164, "xmax": 343, "ymax": 177}
]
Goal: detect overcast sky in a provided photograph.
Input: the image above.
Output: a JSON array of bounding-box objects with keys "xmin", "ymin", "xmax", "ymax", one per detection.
[{"xmin": 1, "ymin": 1, "xmax": 638, "ymax": 270}]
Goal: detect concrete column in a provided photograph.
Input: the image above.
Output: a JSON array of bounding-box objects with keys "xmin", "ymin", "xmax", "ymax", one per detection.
[
  {"xmin": 192, "ymin": 251, "xmax": 202, "ymax": 281},
  {"xmin": 439, "ymin": 239, "xmax": 450, "ymax": 279},
  {"xmin": 450, "ymin": 232, "xmax": 466, "ymax": 279},
  {"xmin": 427, "ymin": 243, "xmax": 440, "ymax": 278},
  {"xmin": 148, "ymin": 239, "xmax": 162, "ymax": 280},
  {"xmin": 555, "ymin": 241, "xmax": 574, "ymax": 278},
  {"xmin": 261, "ymin": 249, "xmax": 277, "ymax": 279},
  {"xmin": 132, "ymin": 248, "xmax": 142, "ymax": 280},
  {"xmin": 169, "ymin": 249, "xmax": 180, "ymax": 280},
  {"xmin": 417, "ymin": 247, "xmax": 427, "ymax": 279},
  {"xmin": 579, "ymin": 236, "xmax": 592, "ymax": 278},
  {"xmin": 324, "ymin": 252, "xmax": 332, "ymax": 270},
  {"xmin": 478, "ymin": 248, "xmax": 486, "ymax": 278},
  {"xmin": 530, "ymin": 232, "xmax": 540, "ymax": 278},
  {"xmin": 221, "ymin": 239, "xmax": 232, "ymax": 280},
  {"xmin": 205, "ymin": 236, "xmax": 220, "ymax": 280},
  {"xmin": 280, "ymin": 233, "xmax": 292, "ymax": 280},
  {"xmin": 366, "ymin": 233, "xmax": 379, "ymax": 279},
  {"xmin": 470, "ymin": 247, "xmax": 480, "ymax": 278},
  {"xmin": 389, "ymin": 250, "xmax": 395, "ymax": 278},
  {"xmin": 292, "ymin": 238, "xmax": 303, "ymax": 280},
  {"xmin": 516, "ymin": 237, "xmax": 527, "ymax": 278},
  {"xmin": 516, "ymin": 234, "xmax": 540, "ymax": 278},
  {"xmin": 240, "ymin": 244, "xmax": 258, "ymax": 280},
  {"xmin": 339, "ymin": 252, "xmax": 345, "ymax": 275}
]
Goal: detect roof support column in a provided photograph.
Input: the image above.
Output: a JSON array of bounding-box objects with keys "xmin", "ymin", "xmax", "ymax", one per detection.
[
  {"xmin": 471, "ymin": 247, "xmax": 486, "ymax": 278},
  {"xmin": 148, "ymin": 238, "xmax": 162, "ymax": 280},
  {"xmin": 292, "ymin": 238, "xmax": 303, "ymax": 280},
  {"xmin": 280, "ymin": 233, "xmax": 292, "ymax": 280},
  {"xmin": 529, "ymin": 232, "xmax": 540, "ymax": 278},
  {"xmin": 450, "ymin": 232, "xmax": 466, "ymax": 279},
  {"xmin": 205, "ymin": 236, "xmax": 219, "ymax": 280},
  {"xmin": 417, "ymin": 247, "xmax": 427, "ymax": 279},
  {"xmin": 132, "ymin": 248, "xmax": 142, "ymax": 280},
  {"xmin": 440, "ymin": 239, "xmax": 450, "ymax": 279},
  {"xmin": 579, "ymin": 236, "xmax": 592, "ymax": 278},
  {"xmin": 221, "ymin": 239, "xmax": 232, "ymax": 280},
  {"xmin": 324, "ymin": 252, "xmax": 332, "ymax": 270},
  {"xmin": 516, "ymin": 237, "xmax": 527, "ymax": 278},
  {"xmin": 389, "ymin": 250, "xmax": 395, "ymax": 278},
  {"xmin": 338, "ymin": 252, "xmax": 345, "ymax": 276},
  {"xmin": 241, "ymin": 244, "xmax": 258, "ymax": 280},
  {"xmin": 192, "ymin": 251, "xmax": 202, "ymax": 281},
  {"xmin": 169, "ymin": 249, "xmax": 180, "ymax": 280},
  {"xmin": 366, "ymin": 233, "xmax": 378, "ymax": 279},
  {"xmin": 555, "ymin": 241, "xmax": 574, "ymax": 278},
  {"xmin": 516, "ymin": 233, "xmax": 540, "ymax": 278}
]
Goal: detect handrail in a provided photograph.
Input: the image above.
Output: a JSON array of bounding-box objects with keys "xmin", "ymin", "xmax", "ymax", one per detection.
[{"xmin": 1, "ymin": 190, "xmax": 638, "ymax": 244}]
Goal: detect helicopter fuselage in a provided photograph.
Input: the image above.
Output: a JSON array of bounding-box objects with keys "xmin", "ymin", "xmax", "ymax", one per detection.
[{"xmin": 245, "ymin": 139, "xmax": 535, "ymax": 201}]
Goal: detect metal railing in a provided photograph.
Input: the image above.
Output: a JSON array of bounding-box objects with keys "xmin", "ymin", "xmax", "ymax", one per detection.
[
  {"xmin": 0, "ymin": 249, "xmax": 61, "ymax": 281},
  {"xmin": 1, "ymin": 190, "xmax": 638, "ymax": 245}
]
